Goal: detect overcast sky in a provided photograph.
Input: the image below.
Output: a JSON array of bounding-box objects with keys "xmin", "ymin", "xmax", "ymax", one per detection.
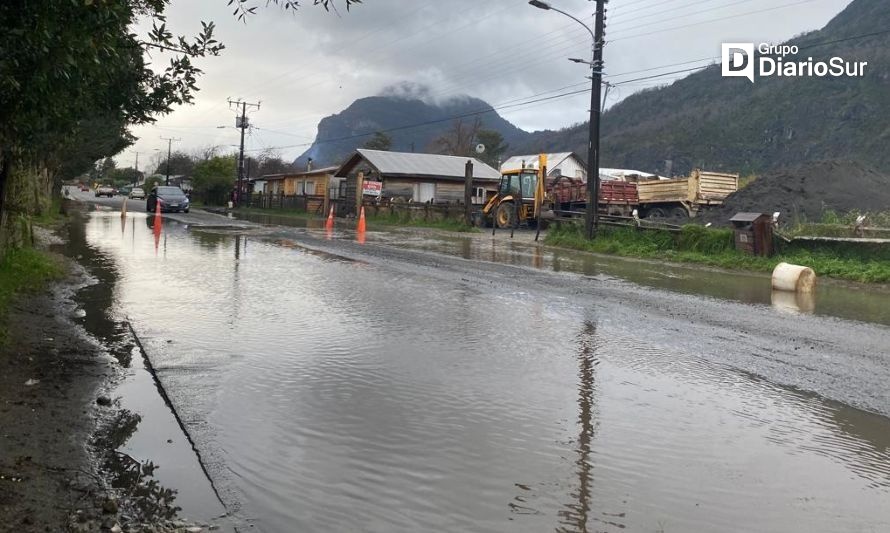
[{"xmin": 124, "ymin": 0, "xmax": 852, "ymax": 171}]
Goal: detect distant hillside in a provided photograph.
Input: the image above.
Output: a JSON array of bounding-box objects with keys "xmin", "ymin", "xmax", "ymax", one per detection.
[
  {"xmin": 294, "ymin": 93, "xmax": 529, "ymax": 167},
  {"xmin": 512, "ymin": 0, "xmax": 890, "ymax": 176}
]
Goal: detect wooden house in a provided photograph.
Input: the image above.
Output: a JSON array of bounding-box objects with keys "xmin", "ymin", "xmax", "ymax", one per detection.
[{"xmin": 334, "ymin": 149, "xmax": 501, "ymax": 208}]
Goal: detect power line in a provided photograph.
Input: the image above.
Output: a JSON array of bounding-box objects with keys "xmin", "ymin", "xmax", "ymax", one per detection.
[
  {"xmin": 611, "ymin": 0, "xmax": 818, "ymax": 42},
  {"xmin": 611, "ymin": 0, "xmax": 717, "ymax": 19},
  {"xmin": 203, "ymin": 1, "xmax": 866, "ymax": 158},
  {"xmin": 217, "ymin": 1, "xmax": 813, "ymax": 135},
  {"xmin": 611, "ymin": 0, "xmax": 763, "ymax": 29},
  {"xmin": 243, "ymin": 87, "xmax": 595, "ymax": 153},
  {"xmin": 611, "ymin": 65, "xmax": 714, "ymax": 86},
  {"xmin": 252, "ymin": 20, "xmax": 888, "ymax": 156}
]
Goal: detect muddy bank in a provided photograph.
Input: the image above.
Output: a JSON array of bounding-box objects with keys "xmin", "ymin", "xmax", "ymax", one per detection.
[
  {"xmin": 703, "ymin": 160, "xmax": 890, "ymax": 225},
  {"xmin": 0, "ymin": 261, "xmax": 108, "ymax": 532},
  {"xmin": 0, "ymin": 211, "xmax": 222, "ymax": 532}
]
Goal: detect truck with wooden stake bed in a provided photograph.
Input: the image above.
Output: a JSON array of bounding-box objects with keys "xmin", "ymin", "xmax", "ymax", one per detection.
[{"xmin": 635, "ymin": 170, "xmax": 739, "ymax": 219}]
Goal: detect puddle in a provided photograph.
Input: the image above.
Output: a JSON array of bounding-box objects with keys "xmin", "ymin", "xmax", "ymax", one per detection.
[
  {"xmin": 61, "ymin": 211, "xmax": 232, "ymax": 529},
  {"xmin": 370, "ymin": 231, "xmax": 890, "ymax": 326}
]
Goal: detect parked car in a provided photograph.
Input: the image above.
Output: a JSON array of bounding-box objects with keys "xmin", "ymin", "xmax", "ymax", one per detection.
[
  {"xmin": 129, "ymin": 187, "xmax": 145, "ymax": 200},
  {"xmin": 147, "ymin": 186, "xmax": 190, "ymax": 213},
  {"xmin": 118, "ymin": 186, "xmax": 132, "ymax": 197},
  {"xmin": 95, "ymin": 185, "xmax": 115, "ymax": 198}
]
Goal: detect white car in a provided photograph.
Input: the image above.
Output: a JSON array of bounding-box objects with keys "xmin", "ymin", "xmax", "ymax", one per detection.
[
  {"xmin": 129, "ymin": 187, "xmax": 146, "ymax": 200},
  {"xmin": 95, "ymin": 186, "xmax": 115, "ymax": 198}
]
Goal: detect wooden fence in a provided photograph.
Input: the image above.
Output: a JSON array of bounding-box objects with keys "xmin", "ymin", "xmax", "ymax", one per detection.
[
  {"xmin": 243, "ymin": 193, "xmax": 326, "ymax": 214},
  {"xmin": 360, "ymin": 200, "xmax": 466, "ymax": 222},
  {"xmin": 195, "ymin": 190, "xmax": 468, "ymax": 223}
]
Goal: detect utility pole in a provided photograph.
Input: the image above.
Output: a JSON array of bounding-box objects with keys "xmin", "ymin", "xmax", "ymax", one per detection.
[
  {"xmin": 159, "ymin": 136, "xmax": 181, "ymax": 186},
  {"xmin": 228, "ymin": 99, "xmax": 261, "ymax": 207},
  {"xmin": 586, "ymin": 0, "xmax": 607, "ymax": 240},
  {"xmin": 528, "ymin": 0, "xmax": 607, "ymax": 240},
  {"xmin": 132, "ymin": 151, "xmax": 140, "ymax": 186}
]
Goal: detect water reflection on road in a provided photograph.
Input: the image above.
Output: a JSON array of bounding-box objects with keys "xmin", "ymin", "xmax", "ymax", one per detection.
[
  {"xmin": 83, "ymin": 212, "xmax": 890, "ymax": 532},
  {"xmin": 368, "ymin": 230, "xmax": 890, "ymax": 326}
]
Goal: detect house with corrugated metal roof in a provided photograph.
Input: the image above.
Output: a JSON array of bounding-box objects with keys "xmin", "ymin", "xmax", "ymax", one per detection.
[
  {"xmin": 334, "ymin": 149, "xmax": 501, "ymax": 207},
  {"xmin": 261, "ymin": 166, "xmax": 338, "ymax": 196},
  {"xmin": 500, "ymin": 152, "xmax": 587, "ymax": 181}
]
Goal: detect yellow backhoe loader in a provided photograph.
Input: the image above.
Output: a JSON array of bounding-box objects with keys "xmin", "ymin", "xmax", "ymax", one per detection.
[{"xmin": 477, "ymin": 154, "xmax": 548, "ymax": 229}]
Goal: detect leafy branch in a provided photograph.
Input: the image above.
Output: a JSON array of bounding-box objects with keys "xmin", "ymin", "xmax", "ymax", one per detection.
[{"xmin": 227, "ymin": 0, "xmax": 362, "ymax": 21}]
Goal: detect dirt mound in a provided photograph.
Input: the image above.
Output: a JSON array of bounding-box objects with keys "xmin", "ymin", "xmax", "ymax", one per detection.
[{"xmin": 701, "ymin": 160, "xmax": 890, "ymax": 226}]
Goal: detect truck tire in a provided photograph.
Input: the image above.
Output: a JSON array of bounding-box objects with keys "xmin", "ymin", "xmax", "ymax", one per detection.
[
  {"xmin": 647, "ymin": 207, "xmax": 667, "ymax": 219},
  {"xmin": 496, "ymin": 203, "xmax": 515, "ymax": 228},
  {"xmin": 670, "ymin": 206, "xmax": 688, "ymax": 219}
]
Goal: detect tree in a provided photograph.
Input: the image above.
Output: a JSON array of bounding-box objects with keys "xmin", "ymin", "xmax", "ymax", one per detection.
[
  {"xmin": 0, "ymin": 0, "xmax": 359, "ymax": 255},
  {"xmin": 143, "ymin": 176, "xmax": 165, "ymax": 194},
  {"xmin": 192, "ymin": 155, "xmax": 237, "ymax": 199},
  {"xmin": 363, "ymin": 132, "xmax": 393, "ymax": 152},
  {"xmin": 432, "ymin": 118, "xmax": 483, "ymax": 157},
  {"xmin": 154, "ymin": 152, "xmax": 196, "ymax": 177},
  {"xmin": 255, "ymin": 150, "xmax": 295, "ymax": 175},
  {"xmin": 475, "ymin": 130, "xmax": 509, "ymax": 168},
  {"xmin": 107, "ymin": 167, "xmax": 141, "ymax": 187},
  {"xmin": 91, "ymin": 158, "xmax": 117, "ymax": 184}
]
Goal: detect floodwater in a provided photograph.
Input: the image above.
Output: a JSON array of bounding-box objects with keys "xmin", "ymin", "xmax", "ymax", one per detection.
[
  {"xmin": 82, "ymin": 211, "xmax": 890, "ymax": 532},
  {"xmin": 370, "ymin": 230, "xmax": 890, "ymax": 327},
  {"xmin": 61, "ymin": 213, "xmax": 229, "ymax": 527},
  {"xmin": 230, "ymin": 210, "xmax": 890, "ymax": 326}
]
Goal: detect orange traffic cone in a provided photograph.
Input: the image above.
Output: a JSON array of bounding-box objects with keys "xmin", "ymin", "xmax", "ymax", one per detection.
[
  {"xmin": 325, "ymin": 205, "xmax": 335, "ymax": 230},
  {"xmin": 356, "ymin": 206, "xmax": 366, "ymax": 234}
]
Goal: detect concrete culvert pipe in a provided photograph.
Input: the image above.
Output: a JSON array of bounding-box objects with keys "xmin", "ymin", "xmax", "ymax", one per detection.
[{"xmin": 772, "ymin": 262, "xmax": 817, "ymax": 293}]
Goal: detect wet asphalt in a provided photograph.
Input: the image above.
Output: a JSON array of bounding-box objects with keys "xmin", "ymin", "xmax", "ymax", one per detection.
[{"xmin": 71, "ymin": 188, "xmax": 890, "ymax": 418}]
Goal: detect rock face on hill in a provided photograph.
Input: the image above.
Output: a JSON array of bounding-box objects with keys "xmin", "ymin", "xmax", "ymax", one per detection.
[
  {"xmin": 512, "ymin": 0, "xmax": 890, "ymax": 176},
  {"xmin": 294, "ymin": 91, "xmax": 529, "ymax": 168}
]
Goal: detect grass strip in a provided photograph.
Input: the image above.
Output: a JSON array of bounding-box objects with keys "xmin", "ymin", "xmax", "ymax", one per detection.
[
  {"xmin": 545, "ymin": 224, "xmax": 890, "ymax": 284},
  {"xmin": 0, "ymin": 248, "xmax": 65, "ymax": 341},
  {"xmin": 365, "ymin": 212, "xmax": 479, "ymax": 233}
]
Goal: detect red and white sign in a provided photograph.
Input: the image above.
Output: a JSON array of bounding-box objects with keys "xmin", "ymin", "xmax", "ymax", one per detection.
[{"xmin": 362, "ymin": 181, "xmax": 383, "ymax": 197}]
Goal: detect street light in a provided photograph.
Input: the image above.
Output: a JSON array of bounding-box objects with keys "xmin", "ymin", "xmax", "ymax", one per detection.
[{"xmin": 528, "ymin": 0, "xmax": 604, "ymax": 239}]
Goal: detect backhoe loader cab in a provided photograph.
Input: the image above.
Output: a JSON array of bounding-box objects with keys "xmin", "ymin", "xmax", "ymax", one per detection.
[{"xmin": 499, "ymin": 169, "xmax": 539, "ymax": 199}]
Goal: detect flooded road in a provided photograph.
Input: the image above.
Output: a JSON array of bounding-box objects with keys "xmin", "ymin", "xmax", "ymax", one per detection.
[
  {"xmin": 229, "ymin": 209, "xmax": 890, "ymax": 326},
  {"xmin": 81, "ymin": 209, "xmax": 890, "ymax": 532}
]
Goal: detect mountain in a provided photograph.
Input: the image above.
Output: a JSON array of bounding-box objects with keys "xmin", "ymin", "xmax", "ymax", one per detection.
[
  {"xmin": 512, "ymin": 0, "xmax": 890, "ymax": 176},
  {"xmin": 294, "ymin": 90, "xmax": 529, "ymax": 168}
]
